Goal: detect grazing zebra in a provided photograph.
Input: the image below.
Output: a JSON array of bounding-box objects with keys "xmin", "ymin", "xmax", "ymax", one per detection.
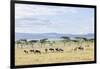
[{"xmin": 24, "ymin": 50, "xmax": 28, "ymax": 54}]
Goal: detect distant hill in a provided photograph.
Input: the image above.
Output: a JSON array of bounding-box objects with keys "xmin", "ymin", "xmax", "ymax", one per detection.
[{"xmin": 15, "ymin": 33, "xmax": 94, "ymax": 40}]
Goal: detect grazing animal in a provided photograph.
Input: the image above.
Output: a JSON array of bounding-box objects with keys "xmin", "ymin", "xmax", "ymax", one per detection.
[
  {"xmin": 45, "ymin": 49, "xmax": 48, "ymax": 53},
  {"xmin": 74, "ymin": 47, "xmax": 77, "ymax": 51},
  {"xmin": 30, "ymin": 49, "xmax": 34, "ymax": 53},
  {"xmin": 55, "ymin": 48, "xmax": 59, "ymax": 52},
  {"xmin": 24, "ymin": 50, "xmax": 28, "ymax": 54},
  {"xmin": 59, "ymin": 48, "xmax": 64, "ymax": 52},
  {"xmin": 78, "ymin": 46, "xmax": 84, "ymax": 50},
  {"xmin": 55, "ymin": 48, "xmax": 64, "ymax": 52},
  {"xmin": 34, "ymin": 50, "xmax": 41, "ymax": 54},
  {"xmin": 49, "ymin": 48, "xmax": 54, "ymax": 52},
  {"xmin": 30, "ymin": 49, "xmax": 41, "ymax": 54},
  {"xmin": 74, "ymin": 46, "xmax": 84, "ymax": 51}
]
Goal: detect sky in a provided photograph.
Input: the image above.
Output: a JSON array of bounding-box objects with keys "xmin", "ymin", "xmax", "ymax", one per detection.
[{"xmin": 15, "ymin": 4, "xmax": 94, "ymax": 34}]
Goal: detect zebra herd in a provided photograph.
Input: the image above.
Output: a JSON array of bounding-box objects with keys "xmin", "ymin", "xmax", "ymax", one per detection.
[{"xmin": 24, "ymin": 48, "xmax": 64, "ymax": 54}]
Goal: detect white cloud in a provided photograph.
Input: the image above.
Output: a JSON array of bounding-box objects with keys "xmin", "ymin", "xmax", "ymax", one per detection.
[
  {"xmin": 15, "ymin": 4, "xmax": 79, "ymax": 19},
  {"xmin": 15, "ymin": 3, "xmax": 94, "ymax": 34}
]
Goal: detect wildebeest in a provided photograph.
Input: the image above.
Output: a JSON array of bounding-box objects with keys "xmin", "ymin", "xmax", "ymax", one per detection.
[
  {"xmin": 74, "ymin": 46, "xmax": 84, "ymax": 51},
  {"xmin": 49, "ymin": 48, "xmax": 54, "ymax": 52},
  {"xmin": 34, "ymin": 50, "xmax": 41, "ymax": 54},
  {"xmin": 45, "ymin": 49, "xmax": 48, "ymax": 53},
  {"xmin": 78, "ymin": 46, "xmax": 84, "ymax": 50},
  {"xmin": 59, "ymin": 48, "xmax": 64, "ymax": 52},
  {"xmin": 30, "ymin": 49, "xmax": 41, "ymax": 54},
  {"xmin": 55, "ymin": 48, "xmax": 64, "ymax": 52},
  {"xmin": 55, "ymin": 48, "xmax": 59, "ymax": 52},
  {"xmin": 30, "ymin": 49, "xmax": 34, "ymax": 53},
  {"xmin": 24, "ymin": 50, "xmax": 28, "ymax": 54}
]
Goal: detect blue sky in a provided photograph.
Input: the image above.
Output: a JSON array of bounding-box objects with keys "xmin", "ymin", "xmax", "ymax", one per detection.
[{"xmin": 15, "ymin": 4, "xmax": 94, "ymax": 34}]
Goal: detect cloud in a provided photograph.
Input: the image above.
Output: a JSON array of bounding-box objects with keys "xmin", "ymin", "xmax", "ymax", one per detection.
[
  {"xmin": 15, "ymin": 4, "xmax": 79, "ymax": 19},
  {"xmin": 15, "ymin": 3, "xmax": 94, "ymax": 34}
]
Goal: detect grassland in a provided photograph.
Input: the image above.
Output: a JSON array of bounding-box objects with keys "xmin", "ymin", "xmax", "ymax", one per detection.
[{"xmin": 15, "ymin": 40, "xmax": 94, "ymax": 65}]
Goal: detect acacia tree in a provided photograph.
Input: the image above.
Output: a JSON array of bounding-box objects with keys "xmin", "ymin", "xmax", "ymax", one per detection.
[
  {"xmin": 61, "ymin": 36, "xmax": 70, "ymax": 46},
  {"xmin": 75, "ymin": 37, "xmax": 88, "ymax": 47},
  {"xmin": 19, "ymin": 39, "xmax": 27, "ymax": 48},
  {"xmin": 28, "ymin": 40, "xmax": 38, "ymax": 48},
  {"xmin": 71, "ymin": 40, "xmax": 78, "ymax": 46},
  {"xmin": 47, "ymin": 41, "xmax": 55, "ymax": 47},
  {"xmin": 40, "ymin": 38, "xmax": 48, "ymax": 47},
  {"xmin": 89, "ymin": 38, "xmax": 94, "ymax": 42},
  {"xmin": 88, "ymin": 38, "xmax": 94, "ymax": 46},
  {"xmin": 16, "ymin": 40, "xmax": 22, "ymax": 48}
]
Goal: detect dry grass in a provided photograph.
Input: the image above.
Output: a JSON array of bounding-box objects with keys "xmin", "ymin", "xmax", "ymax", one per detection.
[{"xmin": 15, "ymin": 41, "xmax": 94, "ymax": 65}]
